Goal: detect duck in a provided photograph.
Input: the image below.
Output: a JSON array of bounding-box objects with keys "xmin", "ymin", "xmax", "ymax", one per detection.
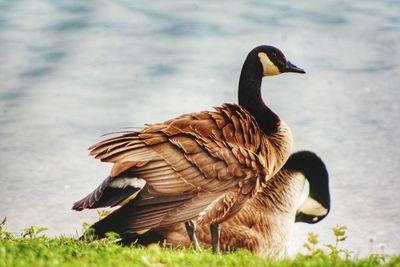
[
  {"xmin": 72, "ymin": 45, "xmax": 306, "ymax": 253},
  {"xmin": 133, "ymin": 150, "xmax": 331, "ymax": 258}
]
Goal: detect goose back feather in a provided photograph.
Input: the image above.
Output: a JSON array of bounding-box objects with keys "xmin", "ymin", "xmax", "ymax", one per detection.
[{"xmin": 73, "ymin": 104, "xmax": 292, "ymax": 236}]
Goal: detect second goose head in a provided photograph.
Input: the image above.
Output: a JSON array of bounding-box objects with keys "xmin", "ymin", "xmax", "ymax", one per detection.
[{"xmin": 286, "ymin": 151, "xmax": 331, "ymax": 224}]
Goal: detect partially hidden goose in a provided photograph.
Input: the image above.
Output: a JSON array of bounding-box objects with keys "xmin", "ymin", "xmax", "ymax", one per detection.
[
  {"xmin": 72, "ymin": 45, "xmax": 306, "ymax": 253},
  {"xmin": 132, "ymin": 151, "xmax": 331, "ymax": 258}
]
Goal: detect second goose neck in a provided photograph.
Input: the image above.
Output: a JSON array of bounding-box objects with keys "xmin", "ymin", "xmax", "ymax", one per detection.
[{"xmin": 238, "ymin": 59, "xmax": 279, "ymax": 135}]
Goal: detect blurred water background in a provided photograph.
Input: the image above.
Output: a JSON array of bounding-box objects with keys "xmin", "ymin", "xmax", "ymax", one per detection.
[{"xmin": 1, "ymin": 0, "xmax": 399, "ymax": 256}]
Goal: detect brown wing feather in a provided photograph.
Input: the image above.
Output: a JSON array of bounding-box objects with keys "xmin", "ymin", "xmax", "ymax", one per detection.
[
  {"xmin": 197, "ymin": 176, "xmax": 260, "ymax": 225},
  {"xmin": 76, "ymin": 104, "xmax": 277, "ymax": 233}
]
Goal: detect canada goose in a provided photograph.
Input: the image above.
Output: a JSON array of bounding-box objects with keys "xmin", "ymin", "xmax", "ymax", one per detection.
[
  {"xmin": 72, "ymin": 45, "xmax": 305, "ymax": 253},
  {"xmin": 133, "ymin": 151, "xmax": 331, "ymax": 258}
]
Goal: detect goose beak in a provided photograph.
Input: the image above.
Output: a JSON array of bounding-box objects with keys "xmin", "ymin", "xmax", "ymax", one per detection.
[
  {"xmin": 285, "ymin": 61, "xmax": 306, "ymax": 74},
  {"xmin": 295, "ymin": 212, "xmax": 328, "ymax": 224},
  {"xmin": 295, "ymin": 196, "xmax": 330, "ymax": 224}
]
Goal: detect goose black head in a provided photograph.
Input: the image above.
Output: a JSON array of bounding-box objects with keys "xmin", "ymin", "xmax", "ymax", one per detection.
[
  {"xmin": 285, "ymin": 151, "xmax": 331, "ymax": 224},
  {"xmin": 249, "ymin": 45, "xmax": 306, "ymax": 77}
]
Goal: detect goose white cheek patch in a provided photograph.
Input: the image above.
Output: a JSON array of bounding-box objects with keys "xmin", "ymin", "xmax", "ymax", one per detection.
[
  {"xmin": 298, "ymin": 196, "xmax": 328, "ymax": 216},
  {"xmin": 258, "ymin": 52, "xmax": 280, "ymax": 76}
]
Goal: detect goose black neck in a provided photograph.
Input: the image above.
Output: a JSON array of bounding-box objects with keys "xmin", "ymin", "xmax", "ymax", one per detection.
[
  {"xmin": 238, "ymin": 55, "xmax": 279, "ymax": 135},
  {"xmin": 284, "ymin": 151, "xmax": 330, "ymax": 207}
]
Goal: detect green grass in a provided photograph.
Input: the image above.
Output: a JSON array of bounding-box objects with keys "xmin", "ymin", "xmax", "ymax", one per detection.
[{"xmin": 1, "ymin": 221, "xmax": 399, "ymax": 267}]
